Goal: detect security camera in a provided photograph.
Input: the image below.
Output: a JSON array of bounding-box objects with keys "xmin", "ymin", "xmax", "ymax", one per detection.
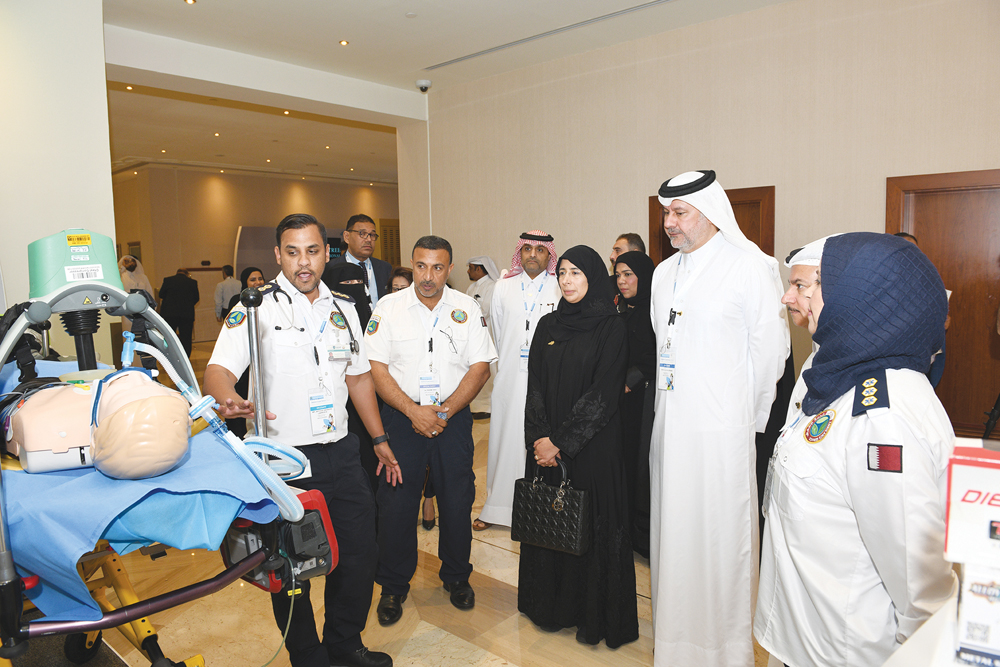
[{"xmin": 416, "ymin": 79, "xmax": 432, "ymax": 93}]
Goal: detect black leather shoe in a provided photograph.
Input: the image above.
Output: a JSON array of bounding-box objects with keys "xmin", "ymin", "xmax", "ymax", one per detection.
[
  {"xmin": 330, "ymin": 646, "xmax": 393, "ymax": 667},
  {"xmin": 376, "ymin": 593, "xmax": 406, "ymax": 626},
  {"xmin": 442, "ymin": 580, "xmax": 475, "ymax": 610}
]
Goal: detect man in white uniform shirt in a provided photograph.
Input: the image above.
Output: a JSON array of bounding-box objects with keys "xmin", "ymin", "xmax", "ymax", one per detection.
[
  {"xmin": 648, "ymin": 171, "xmax": 789, "ymax": 667},
  {"xmin": 475, "ymin": 231, "xmax": 560, "ymax": 530},
  {"xmin": 465, "ymin": 255, "xmax": 500, "ymax": 417},
  {"xmin": 205, "ymin": 214, "xmax": 399, "ymax": 667},
  {"xmin": 365, "ymin": 236, "xmax": 497, "ymax": 626}
]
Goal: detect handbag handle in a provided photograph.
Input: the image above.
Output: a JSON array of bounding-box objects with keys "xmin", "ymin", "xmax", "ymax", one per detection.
[{"xmin": 531, "ymin": 458, "xmax": 570, "ymax": 485}]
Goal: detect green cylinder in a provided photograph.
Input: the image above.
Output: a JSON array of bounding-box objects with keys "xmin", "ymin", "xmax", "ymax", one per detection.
[{"xmin": 28, "ymin": 229, "xmax": 123, "ymax": 298}]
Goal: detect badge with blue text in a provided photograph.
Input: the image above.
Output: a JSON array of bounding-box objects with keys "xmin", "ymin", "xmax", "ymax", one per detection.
[{"xmin": 804, "ymin": 409, "xmax": 836, "ymax": 443}]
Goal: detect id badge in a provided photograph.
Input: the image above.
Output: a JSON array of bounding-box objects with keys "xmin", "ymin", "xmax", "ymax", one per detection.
[
  {"xmin": 519, "ymin": 345, "xmax": 530, "ymax": 372},
  {"xmin": 308, "ymin": 386, "xmax": 336, "ymax": 436},
  {"xmin": 328, "ymin": 343, "xmax": 351, "ymax": 361},
  {"xmin": 419, "ymin": 371, "xmax": 442, "ymax": 407},
  {"xmin": 657, "ymin": 347, "xmax": 676, "ymax": 391}
]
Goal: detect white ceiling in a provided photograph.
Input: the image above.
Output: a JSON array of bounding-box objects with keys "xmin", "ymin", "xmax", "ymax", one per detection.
[{"xmin": 104, "ymin": 0, "xmax": 789, "ymax": 183}]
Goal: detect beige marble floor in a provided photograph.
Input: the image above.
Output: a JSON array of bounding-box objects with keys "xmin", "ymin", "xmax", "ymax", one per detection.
[{"xmin": 94, "ymin": 342, "xmax": 770, "ymax": 666}]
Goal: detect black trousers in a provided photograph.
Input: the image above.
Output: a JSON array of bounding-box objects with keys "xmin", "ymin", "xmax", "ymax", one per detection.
[
  {"xmin": 270, "ymin": 433, "xmax": 378, "ymax": 667},
  {"xmin": 163, "ymin": 315, "xmax": 194, "ymax": 357},
  {"xmin": 375, "ymin": 405, "xmax": 475, "ymax": 596}
]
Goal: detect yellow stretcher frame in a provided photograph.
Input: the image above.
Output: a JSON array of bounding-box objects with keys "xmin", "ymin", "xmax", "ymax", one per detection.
[{"xmin": 0, "ymin": 539, "xmax": 205, "ymax": 667}]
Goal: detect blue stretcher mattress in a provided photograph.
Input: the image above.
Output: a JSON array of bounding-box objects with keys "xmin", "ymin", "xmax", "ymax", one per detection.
[{"xmin": 1, "ymin": 361, "xmax": 278, "ymax": 622}]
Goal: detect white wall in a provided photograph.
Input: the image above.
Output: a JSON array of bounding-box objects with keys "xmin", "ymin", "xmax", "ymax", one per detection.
[
  {"xmin": 0, "ymin": 0, "xmax": 116, "ymax": 363},
  {"xmin": 414, "ymin": 0, "xmax": 1000, "ymax": 368}
]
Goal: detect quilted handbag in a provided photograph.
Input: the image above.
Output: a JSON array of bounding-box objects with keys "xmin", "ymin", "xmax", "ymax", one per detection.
[{"xmin": 511, "ymin": 459, "xmax": 591, "ymax": 556}]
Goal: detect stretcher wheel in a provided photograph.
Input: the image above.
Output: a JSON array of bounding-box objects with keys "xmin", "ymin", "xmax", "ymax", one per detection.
[{"xmin": 63, "ymin": 631, "xmax": 102, "ymax": 664}]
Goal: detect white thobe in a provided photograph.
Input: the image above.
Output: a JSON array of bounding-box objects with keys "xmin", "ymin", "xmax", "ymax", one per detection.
[
  {"xmin": 649, "ymin": 232, "xmax": 788, "ymax": 667},
  {"xmin": 479, "ymin": 271, "xmax": 561, "ymax": 526},
  {"xmin": 755, "ymin": 369, "xmax": 957, "ymax": 666},
  {"xmin": 467, "ymin": 275, "xmax": 497, "ymax": 413}
]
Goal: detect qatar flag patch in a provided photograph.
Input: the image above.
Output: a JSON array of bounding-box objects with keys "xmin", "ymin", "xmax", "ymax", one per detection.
[{"xmin": 868, "ymin": 444, "xmax": 903, "ymax": 473}]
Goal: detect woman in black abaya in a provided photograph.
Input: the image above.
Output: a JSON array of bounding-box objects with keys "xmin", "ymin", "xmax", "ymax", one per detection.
[
  {"xmin": 518, "ymin": 245, "xmax": 639, "ymax": 648},
  {"xmin": 225, "ymin": 266, "xmax": 265, "ymax": 438},
  {"xmin": 614, "ymin": 251, "xmax": 656, "ymax": 559}
]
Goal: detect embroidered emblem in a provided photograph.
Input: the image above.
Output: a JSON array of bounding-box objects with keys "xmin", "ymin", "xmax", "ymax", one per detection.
[
  {"xmin": 451, "ymin": 309, "xmax": 468, "ymax": 324},
  {"xmin": 804, "ymin": 409, "xmax": 836, "ymax": 443},
  {"xmin": 225, "ymin": 311, "xmax": 246, "ymax": 329},
  {"xmin": 366, "ymin": 315, "xmax": 380, "ymax": 335},
  {"xmin": 862, "ymin": 396, "xmax": 877, "ymax": 407},
  {"xmin": 862, "ymin": 387, "xmax": 877, "ymax": 397},
  {"xmin": 330, "ymin": 312, "xmax": 347, "ymax": 329},
  {"xmin": 481, "ymin": 316, "xmax": 487, "ymax": 328},
  {"xmin": 863, "ymin": 378, "xmax": 878, "ymax": 388},
  {"xmin": 868, "ymin": 443, "xmax": 902, "ymax": 473}
]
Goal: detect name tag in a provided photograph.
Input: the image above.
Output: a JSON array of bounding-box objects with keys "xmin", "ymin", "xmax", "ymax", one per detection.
[
  {"xmin": 519, "ymin": 345, "xmax": 530, "ymax": 372},
  {"xmin": 419, "ymin": 371, "xmax": 442, "ymax": 407},
  {"xmin": 328, "ymin": 343, "xmax": 351, "ymax": 361},
  {"xmin": 657, "ymin": 347, "xmax": 676, "ymax": 392},
  {"xmin": 308, "ymin": 386, "xmax": 336, "ymax": 436}
]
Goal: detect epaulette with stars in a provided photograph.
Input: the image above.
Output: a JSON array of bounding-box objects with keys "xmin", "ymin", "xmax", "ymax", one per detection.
[
  {"xmin": 331, "ymin": 290, "xmax": 356, "ymax": 304},
  {"xmin": 853, "ymin": 368, "xmax": 890, "ymax": 415}
]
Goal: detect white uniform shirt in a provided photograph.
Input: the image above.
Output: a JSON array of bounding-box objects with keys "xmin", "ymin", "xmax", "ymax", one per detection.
[
  {"xmin": 365, "ymin": 284, "xmax": 497, "ymax": 403},
  {"xmin": 208, "ymin": 271, "xmax": 370, "ymax": 447},
  {"xmin": 214, "ymin": 276, "xmax": 242, "ymax": 318},
  {"xmin": 466, "ymin": 275, "xmax": 497, "ymax": 333},
  {"xmin": 755, "ymin": 368, "xmax": 958, "ymax": 667}
]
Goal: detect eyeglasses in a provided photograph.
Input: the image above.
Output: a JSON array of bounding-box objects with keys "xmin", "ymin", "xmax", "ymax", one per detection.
[{"xmin": 349, "ymin": 230, "xmax": 379, "ymax": 241}]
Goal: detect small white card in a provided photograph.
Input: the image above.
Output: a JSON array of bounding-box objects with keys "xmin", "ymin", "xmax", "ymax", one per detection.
[
  {"xmin": 308, "ymin": 386, "xmax": 336, "ymax": 436},
  {"xmin": 519, "ymin": 345, "xmax": 530, "ymax": 372},
  {"xmin": 657, "ymin": 347, "xmax": 676, "ymax": 392},
  {"xmin": 419, "ymin": 371, "xmax": 442, "ymax": 407}
]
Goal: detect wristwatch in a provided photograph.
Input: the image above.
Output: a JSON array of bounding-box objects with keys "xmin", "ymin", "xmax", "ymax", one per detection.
[{"xmin": 373, "ymin": 434, "xmax": 390, "ymax": 446}]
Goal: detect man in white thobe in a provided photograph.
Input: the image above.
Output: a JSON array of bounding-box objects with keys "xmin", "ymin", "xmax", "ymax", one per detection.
[
  {"xmin": 474, "ymin": 231, "xmax": 560, "ymax": 529},
  {"xmin": 466, "ymin": 256, "xmax": 500, "ymax": 417},
  {"xmin": 649, "ymin": 170, "xmax": 788, "ymax": 667}
]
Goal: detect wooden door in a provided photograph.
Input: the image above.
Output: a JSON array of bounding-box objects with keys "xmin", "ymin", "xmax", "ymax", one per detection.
[
  {"xmin": 648, "ymin": 185, "xmax": 775, "ymax": 265},
  {"xmin": 886, "ymin": 169, "xmax": 1000, "ymax": 438}
]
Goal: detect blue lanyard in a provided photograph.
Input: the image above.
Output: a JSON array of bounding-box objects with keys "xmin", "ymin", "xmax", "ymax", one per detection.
[{"xmin": 522, "ymin": 274, "xmax": 547, "ymax": 343}]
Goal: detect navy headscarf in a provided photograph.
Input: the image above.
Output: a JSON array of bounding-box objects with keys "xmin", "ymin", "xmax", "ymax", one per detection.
[
  {"xmin": 801, "ymin": 232, "xmax": 947, "ymax": 415},
  {"xmin": 548, "ymin": 245, "xmax": 618, "ymax": 342}
]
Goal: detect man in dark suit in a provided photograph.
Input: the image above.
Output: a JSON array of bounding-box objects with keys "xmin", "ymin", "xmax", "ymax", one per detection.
[
  {"xmin": 323, "ymin": 214, "xmax": 391, "ymax": 312},
  {"xmin": 159, "ymin": 268, "xmax": 200, "ymax": 356}
]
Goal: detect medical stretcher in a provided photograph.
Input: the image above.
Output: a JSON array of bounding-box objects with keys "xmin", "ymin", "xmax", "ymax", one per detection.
[{"xmin": 0, "ymin": 229, "xmax": 335, "ymax": 666}]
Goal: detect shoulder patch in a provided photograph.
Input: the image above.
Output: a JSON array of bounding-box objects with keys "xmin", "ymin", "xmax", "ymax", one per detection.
[
  {"xmin": 481, "ymin": 316, "xmax": 487, "ymax": 328},
  {"xmin": 853, "ymin": 368, "xmax": 889, "ymax": 416},
  {"xmin": 330, "ymin": 311, "xmax": 348, "ymax": 329},
  {"xmin": 451, "ymin": 308, "xmax": 468, "ymax": 324},
  {"xmin": 868, "ymin": 443, "xmax": 902, "ymax": 473},
  {"xmin": 366, "ymin": 314, "xmax": 381, "ymax": 335},
  {"xmin": 258, "ymin": 282, "xmax": 277, "ymax": 294},
  {"xmin": 225, "ymin": 310, "xmax": 246, "ymax": 329},
  {"xmin": 804, "ymin": 409, "xmax": 835, "ymax": 443},
  {"xmin": 331, "ymin": 290, "xmax": 356, "ymax": 304}
]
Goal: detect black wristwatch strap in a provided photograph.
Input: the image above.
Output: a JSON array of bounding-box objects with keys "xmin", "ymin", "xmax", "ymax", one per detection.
[{"xmin": 373, "ymin": 434, "xmax": 390, "ymax": 446}]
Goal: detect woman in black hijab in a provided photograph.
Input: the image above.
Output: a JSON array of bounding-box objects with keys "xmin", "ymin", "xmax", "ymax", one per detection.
[
  {"xmin": 517, "ymin": 245, "xmax": 639, "ymax": 648},
  {"xmin": 614, "ymin": 251, "xmax": 655, "ymax": 558},
  {"xmin": 322, "ymin": 262, "xmax": 372, "ymax": 325},
  {"xmin": 225, "ymin": 266, "xmax": 265, "ymax": 438}
]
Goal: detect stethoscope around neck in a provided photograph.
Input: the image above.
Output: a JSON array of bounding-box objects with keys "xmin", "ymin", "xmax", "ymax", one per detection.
[{"xmin": 258, "ymin": 281, "xmax": 360, "ymax": 354}]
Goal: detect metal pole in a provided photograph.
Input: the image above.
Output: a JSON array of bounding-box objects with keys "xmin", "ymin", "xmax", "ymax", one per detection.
[{"xmin": 241, "ymin": 288, "xmax": 267, "ymax": 438}]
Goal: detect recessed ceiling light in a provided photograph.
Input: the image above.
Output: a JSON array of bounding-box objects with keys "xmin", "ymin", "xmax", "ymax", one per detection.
[
  {"xmin": 350, "ymin": 168, "xmax": 354, "ymax": 171},
  {"xmin": 369, "ymin": 183, "xmax": 373, "ymax": 186},
  {"xmin": 214, "ymin": 132, "xmax": 219, "ymax": 136},
  {"xmin": 325, "ymin": 146, "xmax": 330, "ymax": 149},
  {"xmin": 340, "ymin": 40, "xmax": 348, "ymax": 46},
  {"xmin": 126, "ymin": 86, "xmax": 133, "ymax": 90},
  {"xmin": 301, "ymin": 177, "xmax": 305, "ymax": 180},
  {"xmin": 406, "ymin": 12, "xmax": 417, "ymax": 18},
  {"xmin": 185, "ymin": 0, "xmax": 195, "ymax": 4},
  {"xmin": 133, "ymin": 171, "xmax": 137, "ymax": 175},
  {"xmin": 266, "ymin": 159, "xmax": 271, "ymax": 163},
  {"xmin": 161, "ymin": 149, "xmax": 166, "ymax": 153},
  {"xmin": 220, "ymin": 170, "xmax": 224, "ymax": 173},
  {"xmin": 283, "ymin": 111, "xmax": 289, "ymax": 115}
]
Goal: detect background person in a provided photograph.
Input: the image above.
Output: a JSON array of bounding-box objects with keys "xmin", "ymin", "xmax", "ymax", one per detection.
[
  {"xmin": 224, "ymin": 265, "xmax": 266, "ymax": 438},
  {"xmin": 158, "ymin": 268, "xmax": 200, "ymax": 357},
  {"xmin": 325, "ymin": 214, "xmax": 391, "ymax": 311},
  {"xmin": 614, "ymin": 250, "xmax": 656, "ymax": 558},
  {"xmin": 755, "ymin": 232, "xmax": 957, "ymax": 666},
  {"xmin": 386, "ymin": 267, "xmax": 413, "ymax": 294},
  {"xmin": 117, "ymin": 255, "xmax": 155, "ymax": 332},
  {"xmin": 478, "ymin": 231, "xmax": 561, "ymax": 531},
  {"xmin": 214, "ymin": 264, "xmax": 241, "ymax": 321},
  {"xmin": 518, "ymin": 245, "xmax": 638, "ymax": 648}
]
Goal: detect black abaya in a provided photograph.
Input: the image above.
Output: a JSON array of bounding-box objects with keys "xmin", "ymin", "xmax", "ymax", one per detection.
[{"xmin": 518, "ymin": 312, "xmax": 639, "ymax": 648}]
